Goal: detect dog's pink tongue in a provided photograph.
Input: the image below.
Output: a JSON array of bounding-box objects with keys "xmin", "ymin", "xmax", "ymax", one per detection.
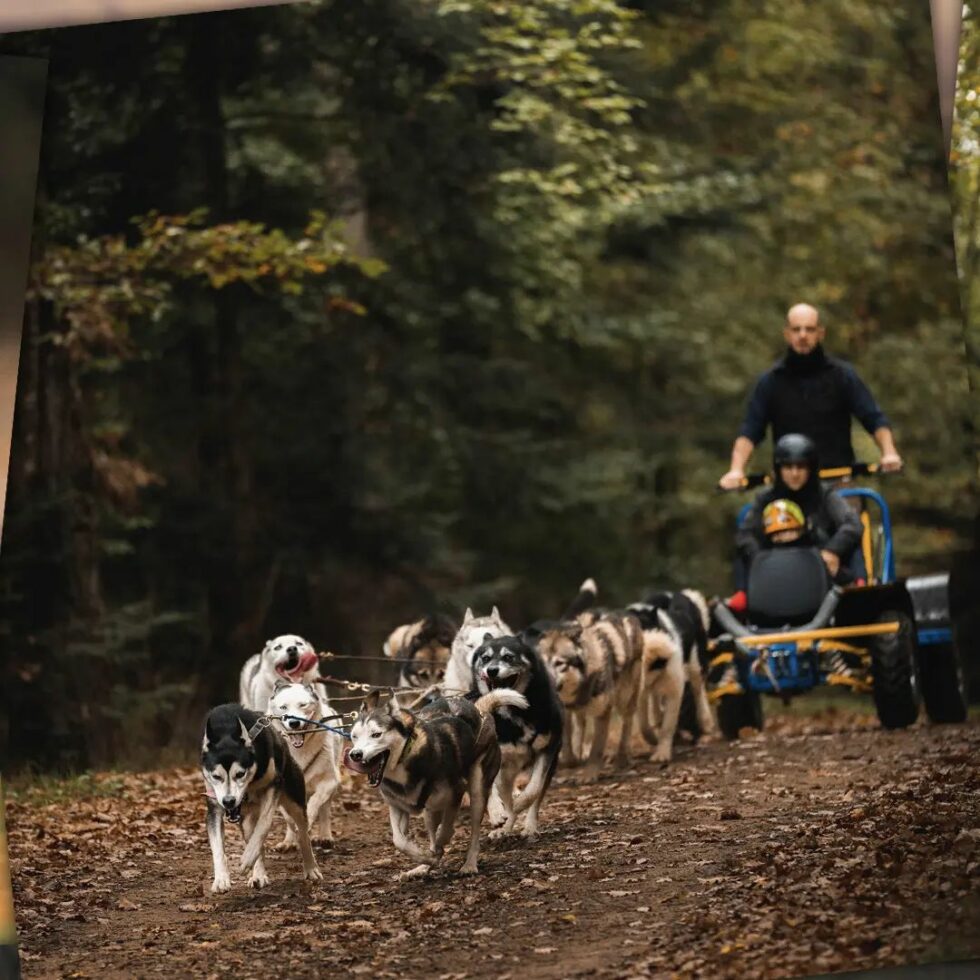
[{"xmin": 284, "ymin": 650, "xmax": 318, "ymax": 678}]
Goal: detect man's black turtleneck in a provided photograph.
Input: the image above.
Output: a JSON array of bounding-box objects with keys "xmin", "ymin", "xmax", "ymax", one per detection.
[{"xmin": 738, "ymin": 344, "xmax": 890, "ymax": 469}]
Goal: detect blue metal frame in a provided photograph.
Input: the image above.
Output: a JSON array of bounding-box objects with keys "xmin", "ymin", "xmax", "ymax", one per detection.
[
  {"xmin": 741, "ymin": 642, "xmax": 820, "ymax": 693},
  {"xmin": 836, "ymin": 486, "xmax": 896, "ymax": 584}
]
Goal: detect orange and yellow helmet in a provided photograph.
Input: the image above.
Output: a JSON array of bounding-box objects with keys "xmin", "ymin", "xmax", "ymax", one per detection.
[{"xmin": 762, "ymin": 498, "xmax": 805, "ymax": 537}]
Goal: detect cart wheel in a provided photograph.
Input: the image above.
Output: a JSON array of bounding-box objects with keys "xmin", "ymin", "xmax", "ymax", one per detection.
[
  {"xmin": 870, "ymin": 610, "xmax": 920, "ymax": 729},
  {"xmin": 919, "ymin": 637, "xmax": 968, "ymax": 724},
  {"xmin": 716, "ymin": 689, "xmax": 764, "ymax": 740}
]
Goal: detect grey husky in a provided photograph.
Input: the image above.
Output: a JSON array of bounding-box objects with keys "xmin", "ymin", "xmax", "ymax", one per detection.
[{"xmin": 344, "ymin": 688, "xmax": 527, "ymax": 876}]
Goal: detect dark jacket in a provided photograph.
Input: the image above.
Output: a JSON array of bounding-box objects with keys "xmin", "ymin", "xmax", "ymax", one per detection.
[
  {"xmin": 738, "ymin": 345, "xmax": 890, "ymax": 468},
  {"xmin": 735, "ymin": 478, "xmax": 863, "ymax": 569}
]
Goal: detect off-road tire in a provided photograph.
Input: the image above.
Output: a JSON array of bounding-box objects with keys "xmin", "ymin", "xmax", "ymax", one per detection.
[
  {"xmin": 919, "ymin": 639, "xmax": 968, "ymax": 724},
  {"xmin": 870, "ymin": 611, "xmax": 920, "ymax": 730},
  {"xmin": 716, "ymin": 689, "xmax": 764, "ymax": 740}
]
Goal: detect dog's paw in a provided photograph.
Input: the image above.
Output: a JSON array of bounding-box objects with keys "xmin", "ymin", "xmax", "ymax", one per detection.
[
  {"xmin": 457, "ymin": 860, "xmax": 479, "ymax": 875},
  {"xmin": 248, "ymin": 869, "xmax": 270, "ymax": 889},
  {"xmin": 519, "ymin": 825, "xmax": 539, "ymax": 840},
  {"xmin": 579, "ymin": 766, "xmax": 602, "ymax": 785},
  {"xmin": 274, "ymin": 836, "xmax": 297, "ymax": 852},
  {"xmin": 650, "ymin": 747, "xmax": 672, "ymax": 766},
  {"xmin": 211, "ymin": 873, "xmax": 232, "ymax": 894},
  {"xmin": 613, "ymin": 754, "xmax": 633, "ymax": 771},
  {"xmin": 304, "ymin": 865, "xmax": 323, "ymax": 883}
]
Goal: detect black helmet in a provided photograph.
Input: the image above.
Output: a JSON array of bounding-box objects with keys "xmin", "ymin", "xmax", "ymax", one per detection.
[{"xmin": 773, "ymin": 433, "xmax": 818, "ymax": 470}]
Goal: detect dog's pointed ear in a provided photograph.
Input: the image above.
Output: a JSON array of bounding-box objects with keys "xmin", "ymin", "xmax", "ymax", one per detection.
[
  {"xmin": 463, "ymin": 607, "xmax": 473, "ymax": 624},
  {"xmin": 387, "ymin": 690, "xmax": 402, "ymax": 714},
  {"xmin": 201, "ymin": 730, "xmax": 211, "ymax": 753},
  {"xmin": 362, "ymin": 689, "xmax": 381, "ymax": 713},
  {"xmin": 491, "ymin": 605, "xmax": 501, "ymax": 624},
  {"xmin": 238, "ymin": 717, "xmax": 254, "ymax": 748}
]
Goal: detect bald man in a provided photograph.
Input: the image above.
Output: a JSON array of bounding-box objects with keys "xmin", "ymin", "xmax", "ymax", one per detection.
[{"xmin": 718, "ymin": 304, "xmax": 903, "ymax": 489}]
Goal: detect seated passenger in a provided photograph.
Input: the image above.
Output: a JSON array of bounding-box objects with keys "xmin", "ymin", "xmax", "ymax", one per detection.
[{"xmin": 729, "ymin": 433, "xmax": 862, "ymax": 609}]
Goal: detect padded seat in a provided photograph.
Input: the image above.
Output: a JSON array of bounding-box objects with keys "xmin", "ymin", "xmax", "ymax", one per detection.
[{"xmin": 747, "ymin": 547, "xmax": 832, "ymax": 628}]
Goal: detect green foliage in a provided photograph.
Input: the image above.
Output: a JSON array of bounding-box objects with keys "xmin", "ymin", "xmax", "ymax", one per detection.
[{"xmin": 30, "ymin": 209, "xmax": 385, "ymax": 358}]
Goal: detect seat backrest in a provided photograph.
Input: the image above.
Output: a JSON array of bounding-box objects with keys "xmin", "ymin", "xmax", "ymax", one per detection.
[{"xmin": 747, "ymin": 547, "xmax": 831, "ymax": 628}]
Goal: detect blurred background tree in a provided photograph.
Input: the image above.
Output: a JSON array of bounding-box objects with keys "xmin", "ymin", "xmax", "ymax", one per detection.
[{"xmin": 0, "ymin": 0, "xmax": 973, "ymax": 771}]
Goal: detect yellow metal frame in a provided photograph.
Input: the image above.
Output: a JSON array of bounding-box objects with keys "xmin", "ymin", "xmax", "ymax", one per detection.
[
  {"xmin": 827, "ymin": 673, "xmax": 873, "ymax": 693},
  {"xmin": 710, "ymin": 621, "xmax": 899, "ymax": 648},
  {"xmin": 820, "ymin": 463, "xmax": 880, "ymax": 480},
  {"xmin": 860, "ymin": 510, "xmax": 875, "ymax": 585}
]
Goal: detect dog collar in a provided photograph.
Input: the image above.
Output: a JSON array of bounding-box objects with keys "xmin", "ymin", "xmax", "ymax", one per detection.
[{"xmin": 395, "ymin": 729, "xmax": 416, "ymax": 768}]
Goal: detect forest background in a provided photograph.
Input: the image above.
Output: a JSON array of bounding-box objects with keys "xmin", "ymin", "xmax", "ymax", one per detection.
[{"xmin": 0, "ymin": 0, "xmax": 975, "ymax": 771}]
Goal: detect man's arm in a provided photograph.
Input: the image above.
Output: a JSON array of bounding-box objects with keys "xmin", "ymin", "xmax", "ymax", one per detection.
[
  {"xmin": 842, "ymin": 364, "xmax": 903, "ymax": 471},
  {"xmin": 872, "ymin": 427, "xmax": 902, "ymax": 471},
  {"xmin": 720, "ymin": 436, "xmax": 756, "ymax": 490},
  {"xmin": 719, "ymin": 373, "xmax": 772, "ymax": 489}
]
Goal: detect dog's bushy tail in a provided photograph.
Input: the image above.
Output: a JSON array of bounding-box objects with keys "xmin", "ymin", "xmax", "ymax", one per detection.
[
  {"xmin": 474, "ymin": 690, "xmax": 529, "ymax": 715},
  {"xmin": 561, "ymin": 577, "xmax": 598, "ymax": 621}
]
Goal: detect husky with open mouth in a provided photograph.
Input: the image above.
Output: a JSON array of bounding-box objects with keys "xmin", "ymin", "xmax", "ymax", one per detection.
[
  {"xmin": 201, "ymin": 702, "xmax": 322, "ymax": 893},
  {"xmin": 267, "ymin": 681, "xmax": 344, "ymax": 846},
  {"xmin": 471, "ymin": 634, "xmax": 563, "ymax": 839},
  {"xmin": 239, "ymin": 634, "xmax": 320, "ymax": 712},
  {"xmin": 344, "ymin": 688, "xmax": 526, "ymax": 876}
]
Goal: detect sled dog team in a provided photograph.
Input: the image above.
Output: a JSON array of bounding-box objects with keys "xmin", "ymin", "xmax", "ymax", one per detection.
[{"xmin": 201, "ymin": 580, "xmax": 717, "ymax": 893}]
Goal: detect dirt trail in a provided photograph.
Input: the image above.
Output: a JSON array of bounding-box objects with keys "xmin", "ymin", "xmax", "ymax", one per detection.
[{"xmin": 7, "ymin": 713, "xmax": 980, "ymax": 980}]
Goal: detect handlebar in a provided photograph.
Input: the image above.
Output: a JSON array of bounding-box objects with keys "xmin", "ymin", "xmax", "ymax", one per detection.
[{"xmin": 716, "ymin": 461, "xmax": 900, "ymax": 493}]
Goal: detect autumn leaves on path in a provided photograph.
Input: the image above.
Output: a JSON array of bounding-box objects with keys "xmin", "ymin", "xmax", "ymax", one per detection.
[{"xmin": 6, "ymin": 715, "xmax": 980, "ymax": 979}]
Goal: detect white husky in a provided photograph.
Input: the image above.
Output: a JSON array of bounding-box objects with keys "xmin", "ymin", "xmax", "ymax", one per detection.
[
  {"xmin": 239, "ymin": 634, "xmax": 319, "ymax": 712},
  {"xmin": 442, "ymin": 606, "xmax": 512, "ymax": 695},
  {"xmin": 267, "ymin": 681, "xmax": 344, "ymax": 846}
]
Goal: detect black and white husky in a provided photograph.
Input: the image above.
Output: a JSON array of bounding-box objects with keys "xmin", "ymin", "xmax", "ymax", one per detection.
[
  {"xmin": 344, "ymin": 688, "xmax": 526, "ymax": 876},
  {"xmin": 239, "ymin": 634, "xmax": 320, "ymax": 712},
  {"xmin": 627, "ymin": 589, "xmax": 715, "ymax": 762},
  {"xmin": 472, "ymin": 634, "xmax": 563, "ymax": 839},
  {"xmin": 268, "ymin": 681, "xmax": 344, "ymax": 846},
  {"xmin": 201, "ymin": 703, "xmax": 322, "ymax": 893}
]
